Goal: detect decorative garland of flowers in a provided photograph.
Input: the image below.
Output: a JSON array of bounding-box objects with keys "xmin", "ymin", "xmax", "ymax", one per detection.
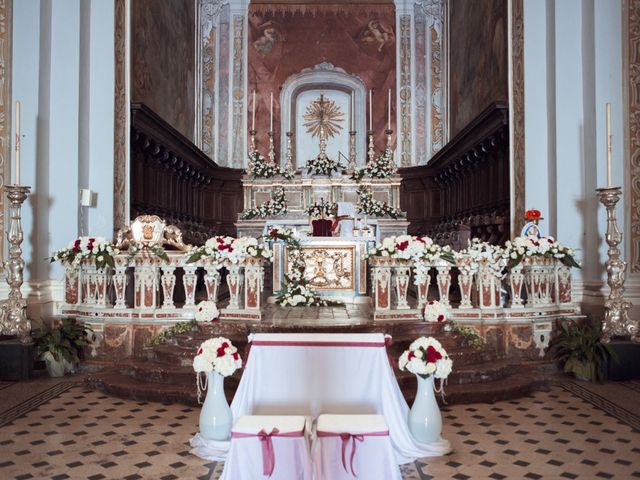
[
  {"xmin": 50, "ymin": 237, "xmax": 119, "ymax": 270},
  {"xmin": 126, "ymin": 243, "xmax": 169, "ymax": 263},
  {"xmin": 305, "ymin": 202, "xmax": 336, "ymax": 218},
  {"xmin": 247, "ymin": 150, "xmax": 296, "ymax": 180},
  {"xmin": 305, "ymin": 153, "xmax": 344, "ymax": 177},
  {"xmin": 351, "ymin": 148, "xmax": 394, "ymax": 182},
  {"xmin": 240, "ymin": 187, "xmax": 287, "ymax": 219},
  {"xmin": 444, "ymin": 320, "xmax": 484, "ymax": 350},
  {"xmin": 264, "ymin": 226, "xmax": 339, "ymax": 306},
  {"xmin": 398, "ymin": 336, "xmax": 453, "ymax": 380},
  {"xmin": 504, "ymin": 235, "xmax": 580, "ymax": 269},
  {"xmin": 144, "ymin": 319, "xmax": 197, "ymax": 348},
  {"xmin": 186, "ymin": 235, "xmax": 272, "ymax": 265},
  {"xmin": 356, "ymin": 185, "xmax": 403, "ymax": 219}
]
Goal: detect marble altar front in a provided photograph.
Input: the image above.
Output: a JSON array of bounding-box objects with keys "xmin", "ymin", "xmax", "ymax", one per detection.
[{"xmin": 271, "ymin": 237, "xmax": 374, "ymax": 303}]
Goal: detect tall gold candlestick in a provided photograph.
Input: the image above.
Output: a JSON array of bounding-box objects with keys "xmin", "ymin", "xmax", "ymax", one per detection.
[
  {"xmin": 249, "ymin": 129, "xmax": 257, "ymax": 154},
  {"xmin": 285, "ymin": 131, "xmax": 294, "ymax": 172},
  {"xmin": 385, "ymin": 128, "xmax": 396, "ymax": 173}
]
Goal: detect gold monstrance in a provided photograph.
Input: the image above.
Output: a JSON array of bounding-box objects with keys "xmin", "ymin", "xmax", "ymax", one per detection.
[{"xmin": 303, "ymin": 94, "xmax": 344, "ymax": 157}]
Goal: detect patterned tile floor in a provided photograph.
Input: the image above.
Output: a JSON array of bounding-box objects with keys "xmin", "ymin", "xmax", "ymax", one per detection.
[{"xmin": 0, "ymin": 380, "xmax": 639, "ymax": 479}]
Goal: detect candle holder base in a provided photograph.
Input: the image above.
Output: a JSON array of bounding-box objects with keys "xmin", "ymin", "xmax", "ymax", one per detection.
[
  {"xmin": 596, "ymin": 186, "xmax": 640, "ymax": 343},
  {"xmin": 2, "ymin": 185, "xmax": 31, "ymax": 344}
]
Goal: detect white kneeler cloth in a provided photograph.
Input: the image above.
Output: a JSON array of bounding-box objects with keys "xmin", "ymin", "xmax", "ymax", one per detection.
[
  {"xmin": 220, "ymin": 415, "xmax": 313, "ymax": 480},
  {"xmin": 312, "ymin": 414, "xmax": 402, "ymax": 480},
  {"xmin": 191, "ymin": 333, "xmax": 450, "ymax": 464}
]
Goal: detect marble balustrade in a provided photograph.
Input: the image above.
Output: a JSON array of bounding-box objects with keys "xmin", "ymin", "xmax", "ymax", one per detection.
[
  {"xmin": 370, "ymin": 256, "xmax": 577, "ymax": 321},
  {"xmin": 60, "ymin": 252, "xmax": 266, "ymax": 321}
]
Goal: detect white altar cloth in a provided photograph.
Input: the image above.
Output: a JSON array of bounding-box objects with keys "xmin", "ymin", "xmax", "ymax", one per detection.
[{"xmin": 190, "ymin": 333, "xmax": 450, "ymax": 465}]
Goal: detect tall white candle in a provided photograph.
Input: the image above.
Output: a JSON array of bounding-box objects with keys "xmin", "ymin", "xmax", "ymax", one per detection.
[
  {"xmin": 606, "ymin": 103, "xmax": 612, "ymax": 187},
  {"xmin": 351, "ymin": 93, "xmax": 355, "ymax": 131},
  {"xmin": 15, "ymin": 100, "xmax": 20, "ymax": 185},
  {"xmin": 387, "ymin": 89, "xmax": 391, "ymax": 130},
  {"xmin": 270, "ymin": 92, "xmax": 274, "ymax": 132},
  {"xmin": 369, "ymin": 90, "xmax": 373, "ymax": 131},
  {"xmin": 251, "ymin": 90, "xmax": 256, "ymax": 131}
]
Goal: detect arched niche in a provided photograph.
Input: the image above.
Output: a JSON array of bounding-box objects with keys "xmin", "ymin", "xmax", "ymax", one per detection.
[{"xmin": 280, "ymin": 63, "xmax": 367, "ymax": 168}]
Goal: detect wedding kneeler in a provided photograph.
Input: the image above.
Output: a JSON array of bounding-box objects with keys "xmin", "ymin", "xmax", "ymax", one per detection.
[
  {"xmin": 220, "ymin": 415, "xmax": 313, "ymax": 480},
  {"xmin": 313, "ymin": 414, "xmax": 402, "ymax": 480}
]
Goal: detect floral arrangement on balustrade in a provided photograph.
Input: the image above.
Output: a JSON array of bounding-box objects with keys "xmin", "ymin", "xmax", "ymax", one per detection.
[
  {"xmin": 247, "ymin": 150, "xmax": 295, "ymax": 180},
  {"xmin": 50, "ymin": 237, "xmax": 119, "ymax": 270},
  {"xmin": 424, "ymin": 300, "xmax": 447, "ymax": 323},
  {"xmin": 351, "ymin": 148, "xmax": 394, "ymax": 182},
  {"xmin": 356, "ymin": 185, "xmax": 403, "ymax": 219},
  {"xmin": 306, "ymin": 202, "xmax": 336, "ymax": 218},
  {"xmin": 305, "ymin": 153, "xmax": 344, "ymax": 177},
  {"xmin": 241, "ymin": 186, "xmax": 287, "ymax": 219},
  {"xmin": 504, "ymin": 235, "xmax": 580, "ymax": 268},
  {"xmin": 455, "ymin": 238, "xmax": 508, "ymax": 277},
  {"xmin": 264, "ymin": 226, "xmax": 339, "ymax": 307},
  {"xmin": 399, "ymin": 337, "xmax": 453, "ymax": 380},
  {"xmin": 186, "ymin": 236, "xmax": 272, "ymax": 265},
  {"xmin": 193, "ymin": 337, "xmax": 243, "ymax": 403}
]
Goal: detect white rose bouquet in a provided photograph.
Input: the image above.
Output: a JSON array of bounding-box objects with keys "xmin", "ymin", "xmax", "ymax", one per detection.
[
  {"xmin": 423, "ymin": 300, "xmax": 447, "ymax": 323},
  {"xmin": 192, "ymin": 337, "xmax": 242, "ymax": 377},
  {"xmin": 194, "ymin": 301, "xmax": 220, "ymax": 322},
  {"xmin": 50, "ymin": 236, "xmax": 119, "ymax": 270}
]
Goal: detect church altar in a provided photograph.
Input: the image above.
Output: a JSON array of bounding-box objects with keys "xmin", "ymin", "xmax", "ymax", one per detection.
[{"xmin": 236, "ymin": 173, "xmax": 409, "ymax": 239}]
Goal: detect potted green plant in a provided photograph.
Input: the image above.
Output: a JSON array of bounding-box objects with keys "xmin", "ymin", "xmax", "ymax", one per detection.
[
  {"xmin": 548, "ymin": 319, "xmax": 617, "ymax": 382},
  {"xmin": 33, "ymin": 318, "xmax": 94, "ymax": 377}
]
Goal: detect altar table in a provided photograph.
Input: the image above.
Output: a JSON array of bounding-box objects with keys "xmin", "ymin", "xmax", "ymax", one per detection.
[{"xmin": 190, "ymin": 333, "xmax": 451, "ymax": 464}]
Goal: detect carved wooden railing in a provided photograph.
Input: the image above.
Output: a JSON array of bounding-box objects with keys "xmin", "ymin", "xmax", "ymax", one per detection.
[
  {"xmin": 130, "ymin": 103, "xmax": 243, "ymax": 245},
  {"xmin": 400, "ymin": 103, "xmax": 510, "ymax": 248}
]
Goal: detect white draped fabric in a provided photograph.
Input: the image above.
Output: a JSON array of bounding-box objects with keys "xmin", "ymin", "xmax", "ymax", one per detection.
[
  {"xmin": 220, "ymin": 416, "xmax": 313, "ymax": 480},
  {"xmin": 190, "ymin": 333, "xmax": 451, "ymax": 465}
]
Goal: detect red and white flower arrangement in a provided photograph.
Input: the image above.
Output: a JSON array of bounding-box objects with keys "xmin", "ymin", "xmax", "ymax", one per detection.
[
  {"xmin": 424, "ymin": 300, "xmax": 447, "ymax": 323},
  {"xmin": 504, "ymin": 235, "xmax": 580, "ymax": 269},
  {"xmin": 186, "ymin": 235, "xmax": 272, "ymax": 265},
  {"xmin": 195, "ymin": 301, "xmax": 220, "ymax": 323},
  {"xmin": 50, "ymin": 236, "xmax": 119, "ymax": 270},
  {"xmin": 399, "ymin": 337, "xmax": 453, "ymax": 379},
  {"xmin": 193, "ymin": 337, "xmax": 242, "ymax": 403},
  {"xmin": 193, "ymin": 337, "xmax": 242, "ymax": 376}
]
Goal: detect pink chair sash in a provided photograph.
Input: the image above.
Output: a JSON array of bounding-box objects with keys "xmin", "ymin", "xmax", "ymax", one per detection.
[
  {"xmin": 317, "ymin": 430, "xmax": 390, "ymax": 477},
  {"xmin": 231, "ymin": 428, "xmax": 304, "ymax": 477}
]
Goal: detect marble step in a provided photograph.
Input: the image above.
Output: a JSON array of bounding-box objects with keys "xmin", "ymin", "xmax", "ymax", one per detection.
[{"xmin": 86, "ymin": 365, "xmax": 552, "ymax": 408}]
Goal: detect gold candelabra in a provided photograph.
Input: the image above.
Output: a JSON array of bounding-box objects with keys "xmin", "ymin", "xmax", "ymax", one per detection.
[
  {"xmin": 2, "ymin": 184, "xmax": 31, "ymax": 343},
  {"xmin": 596, "ymin": 186, "xmax": 638, "ymax": 342}
]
